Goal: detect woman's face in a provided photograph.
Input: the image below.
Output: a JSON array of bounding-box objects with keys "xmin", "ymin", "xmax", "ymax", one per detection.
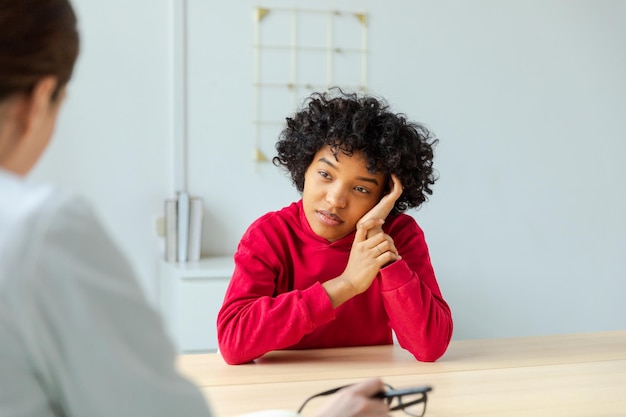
[{"xmin": 302, "ymin": 145, "xmax": 386, "ymax": 242}]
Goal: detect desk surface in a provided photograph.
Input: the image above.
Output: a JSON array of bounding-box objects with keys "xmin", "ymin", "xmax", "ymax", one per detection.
[{"xmin": 177, "ymin": 330, "xmax": 626, "ymax": 417}]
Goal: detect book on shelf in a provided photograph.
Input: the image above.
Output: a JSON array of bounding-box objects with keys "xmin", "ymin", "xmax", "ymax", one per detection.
[
  {"xmin": 163, "ymin": 193, "xmax": 204, "ymax": 263},
  {"xmin": 176, "ymin": 191, "xmax": 190, "ymax": 262},
  {"xmin": 164, "ymin": 198, "xmax": 178, "ymax": 262},
  {"xmin": 187, "ymin": 197, "xmax": 203, "ymax": 262}
]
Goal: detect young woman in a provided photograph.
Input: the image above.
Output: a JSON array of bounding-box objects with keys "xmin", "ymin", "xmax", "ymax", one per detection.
[
  {"xmin": 217, "ymin": 89, "xmax": 453, "ymax": 365},
  {"xmin": 0, "ymin": 2, "xmax": 389, "ymax": 416}
]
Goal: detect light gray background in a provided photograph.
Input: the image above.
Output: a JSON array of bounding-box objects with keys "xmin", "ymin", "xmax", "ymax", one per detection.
[{"xmin": 33, "ymin": 0, "xmax": 625, "ymax": 340}]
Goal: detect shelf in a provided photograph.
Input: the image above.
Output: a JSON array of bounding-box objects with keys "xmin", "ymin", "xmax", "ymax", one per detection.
[
  {"xmin": 158, "ymin": 256, "xmax": 234, "ymax": 353},
  {"xmin": 160, "ymin": 256, "xmax": 234, "ymax": 279}
]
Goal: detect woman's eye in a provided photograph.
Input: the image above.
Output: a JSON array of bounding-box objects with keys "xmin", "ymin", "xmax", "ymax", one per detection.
[
  {"xmin": 354, "ymin": 186, "xmax": 369, "ymax": 194},
  {"xmin": 319, "ymin": 171, "xmax": 331, "ymax": 179}
]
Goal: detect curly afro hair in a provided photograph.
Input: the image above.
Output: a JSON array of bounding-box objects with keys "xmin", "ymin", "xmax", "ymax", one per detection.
[{"xmin": 273, "ymin": 88, "xmax": 439, "ymax": 213}]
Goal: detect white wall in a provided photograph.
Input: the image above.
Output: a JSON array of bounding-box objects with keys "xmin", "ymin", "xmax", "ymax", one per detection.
[
  {"xmin": 33, "ymin": 0, "xmax": 626, "ymax": 339},
  {"xmin": 370, "ymin": 1, "xmax": 626, "ymax": 339},
  {"xmin": 31, "ymin": 0, "xmax": 175, "ymax": 303}
]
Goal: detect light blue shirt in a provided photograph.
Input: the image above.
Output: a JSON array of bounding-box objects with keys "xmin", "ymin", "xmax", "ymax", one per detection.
[{"xmin": 0, "ymin": 169, "xmax": 213, "ymax": 417}]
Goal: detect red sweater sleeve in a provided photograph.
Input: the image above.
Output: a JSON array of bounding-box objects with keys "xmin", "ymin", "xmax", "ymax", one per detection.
[
  {"xmin": 379, "ymin": 216, "xmax": 453, "ymax": 361},
  {"xmin": 217, "ymin": 231, "xmax": 336, "ymax": 364}
]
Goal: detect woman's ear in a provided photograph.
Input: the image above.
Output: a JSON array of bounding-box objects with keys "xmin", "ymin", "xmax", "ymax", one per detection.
[
  {"xmin": 22, "ymin": 76, "xmax": 61, "ymax": 137},
  {"xmin": 0, "ymin": 76, "xmax": 63, "ymax": 175}
]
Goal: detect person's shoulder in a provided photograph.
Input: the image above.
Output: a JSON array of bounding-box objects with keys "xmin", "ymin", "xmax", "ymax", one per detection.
[
  {"xmin": 241, "ymin": 201, "xmax": 301, "ymax": 241},
  {"xmin": 7, "ymin": 182, "xmax": 139, "ymax": 293},
  {"xmin": 8, "ymin": 183, "xmax": 104, "ymax": 250},
  {"xmin": 386, "ymin": 212, "xmax": 424, "ymax": 234},
  {"xmin": 0, "ymin": 175, "xmax": 101, "ymax": 286},
  {"xmin": 14, "ymin": 182, "xmax": 98, "ymax": 244},
  {"xmin": 388, "ymin": 212, "xmax": 418, "ymax": 225},
  {"xmin": 248, "ymin": 201, "xmax": 300, "ymax": 229},
  {"xmin": 0, "ymin": 173, "xmax": 58, "ymax": 221},
  {"xmin": 0, "ymin": 173, "xmax": 119, "ymax": 264},
  {"xmin": 0, "ymin": 174, "xmax": 72, "ymax": 247}
]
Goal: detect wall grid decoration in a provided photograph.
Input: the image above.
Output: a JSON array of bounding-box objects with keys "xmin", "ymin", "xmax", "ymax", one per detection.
[{"xmin": 252, "ymin": 7, "xmax": 369, "ymax": 162}]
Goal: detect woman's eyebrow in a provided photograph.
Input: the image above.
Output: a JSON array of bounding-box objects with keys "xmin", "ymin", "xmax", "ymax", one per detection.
[
  {"xmin": 318, "ymin": 157, "xmax": 380, "ymax": 186},
  {"xmin": 318, "ymin": 157, "xmax": 337, "ymax": 169},
  {"xmin": 356, "ymin": 176, "xmax": 379, "ymax": 186}
]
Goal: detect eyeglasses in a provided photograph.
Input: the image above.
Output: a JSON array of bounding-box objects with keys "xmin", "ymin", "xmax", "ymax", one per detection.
[{"xmin": 297, "ymin": 383, "xmax": 432, "ymax": 416}]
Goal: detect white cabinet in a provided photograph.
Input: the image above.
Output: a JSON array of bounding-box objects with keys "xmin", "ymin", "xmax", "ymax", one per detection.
[{"xmin": 158, "ymin": 256, "xmax": 234, "ymax": 353}]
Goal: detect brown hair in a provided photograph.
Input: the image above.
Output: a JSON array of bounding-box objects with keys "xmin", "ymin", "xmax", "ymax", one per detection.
[{"xmin": 0, "ymin": 0, "xmax": 80, "ymax": 101}]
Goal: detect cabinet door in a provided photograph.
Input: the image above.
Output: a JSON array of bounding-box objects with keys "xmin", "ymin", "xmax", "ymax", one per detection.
[{"xmin": 177, "ymin": 278, "xmax": 230, "ymax": 353}]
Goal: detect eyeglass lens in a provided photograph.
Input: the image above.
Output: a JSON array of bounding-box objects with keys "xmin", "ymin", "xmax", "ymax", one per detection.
[{"xmin": 388, "ymin": 392, "xmax": 427, "ymax": 417}]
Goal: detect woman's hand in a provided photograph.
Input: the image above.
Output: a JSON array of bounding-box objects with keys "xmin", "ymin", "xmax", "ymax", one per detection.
[
  {"xmin": 358, "ymin": 174, "xmax": 403, "ymax": 239},
  {"xmin": 322, "ymin": 175, "xmax": 403, "ymax": 309},
  {"xmin": 323, "ymin": 218, "xmax": 400, "ymax": 308}
]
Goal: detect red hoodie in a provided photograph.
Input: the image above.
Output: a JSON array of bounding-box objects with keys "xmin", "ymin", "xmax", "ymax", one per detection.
[{"xmin": 217, "ymin": 200, "xmax": 453, "ymax": 365}]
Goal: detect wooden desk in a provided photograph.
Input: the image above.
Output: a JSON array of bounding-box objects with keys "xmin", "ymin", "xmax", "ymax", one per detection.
[{"xmin": 177, "ymin": 331, "xmax": 626, "ymax": 417}]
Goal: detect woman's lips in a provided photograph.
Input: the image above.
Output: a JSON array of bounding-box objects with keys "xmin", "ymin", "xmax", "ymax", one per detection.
[{"xmin": 316, "ymin": 210, "xmax": 343, "ymax": 226}]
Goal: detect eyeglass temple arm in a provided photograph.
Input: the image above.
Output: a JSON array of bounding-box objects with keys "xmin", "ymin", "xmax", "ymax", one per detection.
[{"xmin": 296, "ymin": 386, "xmax": 347, "ymax": 413}]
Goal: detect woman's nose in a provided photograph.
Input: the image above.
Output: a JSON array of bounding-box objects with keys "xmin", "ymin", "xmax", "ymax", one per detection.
[{"xmin": 325, "ymin": 184, "xmax": 347, "ymax": 208}]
